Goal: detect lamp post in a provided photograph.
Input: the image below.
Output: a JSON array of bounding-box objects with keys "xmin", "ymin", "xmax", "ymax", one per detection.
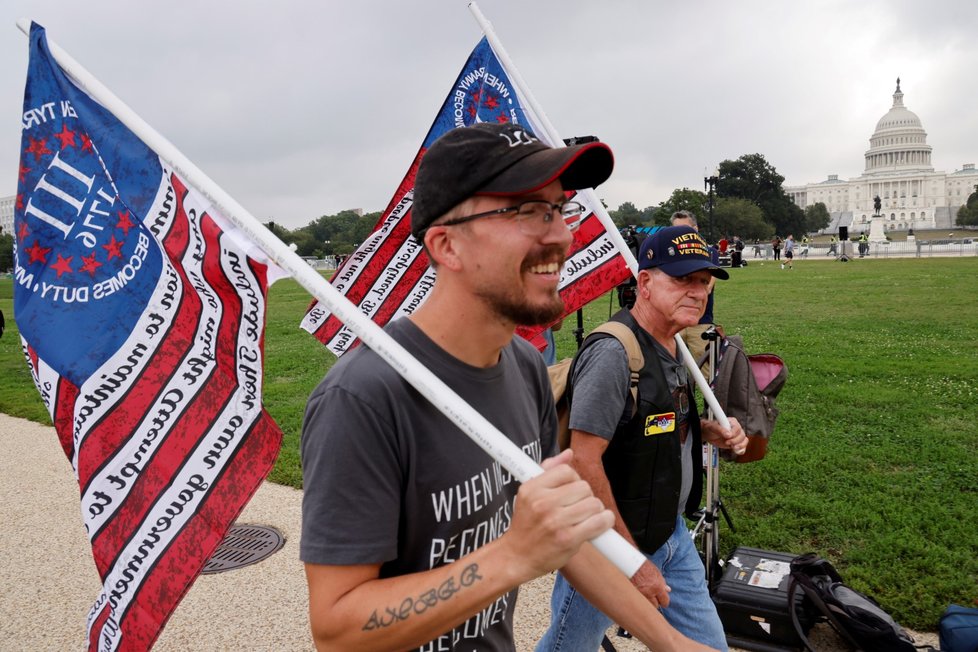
[{"xmin": 704, "ymin": 172, "xmax": 719, "ymax": 243}]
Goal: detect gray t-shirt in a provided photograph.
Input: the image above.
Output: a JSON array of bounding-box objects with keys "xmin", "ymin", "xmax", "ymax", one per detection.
[
  {"xmin": 301, "ymin": 318, "xmax": 557, "ymax": 652},
  {"xmin": 569, "ymin": 336, "xmax": 694, "ymax": 516}
]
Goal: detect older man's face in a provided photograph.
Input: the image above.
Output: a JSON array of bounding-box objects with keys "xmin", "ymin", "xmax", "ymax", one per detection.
[{"xmin": 640, "ymin": 268, "xmax": 713, "ymax": 330}]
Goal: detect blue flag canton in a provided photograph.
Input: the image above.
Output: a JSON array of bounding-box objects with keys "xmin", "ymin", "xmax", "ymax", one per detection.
[
  {"xmin": 16, "ymin": 96, "xmax": 150, "ymax": 304},
  {"xmin": 425, "ymin": 37, "xmax": 533, "ymax": 148},
  {"xmin": 14, "ymin": 25, "xmax": 163, "ymax": 385}
]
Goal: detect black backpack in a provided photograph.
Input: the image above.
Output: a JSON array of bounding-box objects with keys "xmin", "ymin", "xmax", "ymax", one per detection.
[{"xmin": 788, "ymin": 553, "xmax": 934, "ymax": 652}]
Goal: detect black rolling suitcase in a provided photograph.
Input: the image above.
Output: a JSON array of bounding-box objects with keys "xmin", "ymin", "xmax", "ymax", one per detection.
[{"xmin": 712, "ymin": 547, "xmax": 813, "ymax": 652}]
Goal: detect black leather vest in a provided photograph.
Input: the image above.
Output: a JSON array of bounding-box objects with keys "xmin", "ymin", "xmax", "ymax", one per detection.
[{"xmin": 580, "ymin": 309, "xmax": 703, "ymax": 554}]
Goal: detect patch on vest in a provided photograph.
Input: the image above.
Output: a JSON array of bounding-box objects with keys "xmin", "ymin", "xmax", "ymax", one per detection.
[{"xmin": 645, "ymin": 412, "xmax": 676, "ymax": 436}]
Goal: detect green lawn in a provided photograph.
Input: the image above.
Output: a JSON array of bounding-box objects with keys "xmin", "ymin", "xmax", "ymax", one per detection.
[{"xmin": 1, "ymin": 256, "xmax": 976, "ymax": 629}]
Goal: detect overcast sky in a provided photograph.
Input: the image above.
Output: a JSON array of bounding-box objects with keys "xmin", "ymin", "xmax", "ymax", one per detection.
[{"xmin": 3, "ymin": 0, "xmax": 977, "ymax": 229}]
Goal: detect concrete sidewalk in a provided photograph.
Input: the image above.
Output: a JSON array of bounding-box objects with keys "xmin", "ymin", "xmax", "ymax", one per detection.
[
  {"xmin": 0, "ymin": 412, "xmax": 560, "ymax": 651},
  {"xmin": 0, "ymin": 413, "xmax": 313, "ymax": 651},
  {"xmin": 0, "ymin": 413, "xmax": 937, "ymax": 651}
]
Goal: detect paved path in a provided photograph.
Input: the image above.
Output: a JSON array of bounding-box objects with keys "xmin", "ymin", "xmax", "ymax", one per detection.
[
  {"xmin": 0, "ymin": 413, "xmax": 313, "ymax": 651},
  {"xmin": 0, "ymin": 413, "xmax": 937, "ymax": 650}
]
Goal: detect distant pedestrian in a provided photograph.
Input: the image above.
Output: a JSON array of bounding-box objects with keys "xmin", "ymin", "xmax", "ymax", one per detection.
[
  {"xmin": 782, "ymin": 234, "xmax": 795, "ymax": 269},
  {"xmin": 732, "ymin": 236, "xmax": 745, "ymax": 267},
  {"xmin": 772, "ymin": 235, "xmax": 782, "ymax": 261}
]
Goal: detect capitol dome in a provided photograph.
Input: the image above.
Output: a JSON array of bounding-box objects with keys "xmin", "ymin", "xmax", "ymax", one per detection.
[
  {"xmin": 784, "ymin": 77, "xmax": 978, "ymax": 237},
  {"xmin": 864, "ymin": 78, "xmax": 932, "ymax": 175}
]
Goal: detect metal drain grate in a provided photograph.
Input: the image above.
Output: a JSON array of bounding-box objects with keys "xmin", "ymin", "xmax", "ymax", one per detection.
[{"xmin": 202, "ymin": 524, "xmax": 285, "ymax": 574}]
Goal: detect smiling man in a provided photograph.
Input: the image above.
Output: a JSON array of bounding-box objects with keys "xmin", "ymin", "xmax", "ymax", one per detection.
[
  {"xmin": 299, "ymin": 124, "xmax": 713, "ymax": 652},
  {"xmin": 538, "ymin": 225, "xmax": 747, "ymax": 651}
]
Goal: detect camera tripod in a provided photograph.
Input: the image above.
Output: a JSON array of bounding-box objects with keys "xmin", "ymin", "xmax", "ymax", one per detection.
[{"xmin": 690, "ymin": 326, "xmax": 736, "ymax": 589}]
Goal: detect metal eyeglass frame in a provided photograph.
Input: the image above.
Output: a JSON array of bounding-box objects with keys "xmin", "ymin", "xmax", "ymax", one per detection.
[{"xmin": 434, "ymin": 200, "xmax": 585, "ymax": 236}]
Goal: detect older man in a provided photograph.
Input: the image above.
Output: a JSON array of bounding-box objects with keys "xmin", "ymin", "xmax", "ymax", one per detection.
[
  {"xmin": 300, "ymin": 124, "xmax": 712, "ymax": 652},
  {"xmin": 538, "ymin": 226, "xmax": 747, "ymax": 651}
]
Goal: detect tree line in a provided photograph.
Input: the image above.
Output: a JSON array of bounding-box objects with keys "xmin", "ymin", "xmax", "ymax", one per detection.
[
  {"xmin": 608, "ymin": 153, "xmax": 831, "ymax": 241},
  {"xmin": 4, "ymin": 153, "xmax": 973, "ymax": 272},
  {"xmin": 270, "ymin": 153, "xmax": 830, "ymax": 258},
  {"xmin": 266, "ymin": 209, "xmax": 382, "ymax": 259},
  {"xmin": 240, "ymin": 151, "xmax": 831, "ymax": 259}
]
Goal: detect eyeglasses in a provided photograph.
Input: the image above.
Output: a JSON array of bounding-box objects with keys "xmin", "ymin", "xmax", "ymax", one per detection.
[{"xmin": 435, "ymin": 200, "xmax": 586, "ymax": 236}]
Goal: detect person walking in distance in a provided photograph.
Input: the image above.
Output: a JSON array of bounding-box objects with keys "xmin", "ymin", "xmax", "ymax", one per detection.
[{"xmin": 782, "ymin": 234, "xmax": 795, "ymax": 269}]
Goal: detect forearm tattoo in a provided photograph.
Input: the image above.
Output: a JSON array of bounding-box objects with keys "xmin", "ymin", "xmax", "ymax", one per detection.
[{"xmin": 362, "ymin": 563, "xmax": 483, "ymax": 631}]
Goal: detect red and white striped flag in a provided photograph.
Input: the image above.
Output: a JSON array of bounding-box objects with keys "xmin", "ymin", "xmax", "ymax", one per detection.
[
  {"xmin": 14, "ymin": 24, "xmax": 284, "ymax": 651},
  {"xmin": 300, "ymin": 37, "xmax": 630, "ymax": 354}
]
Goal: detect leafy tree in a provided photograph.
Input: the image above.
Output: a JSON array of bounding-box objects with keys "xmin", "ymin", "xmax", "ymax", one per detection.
[
  {"xmin": 718, "ymin": 153, "xmax": 806, "ymax": 235},
  {"xmin": 289, "ymin": 209, "xmax": 381, "ymax": 257},
  {"xmin": 265, "ymin": 220, "xmax": 290, "ymax": 240},
  {"xmin": 717, "ymin": 153, "xmax": 783, "ymax": 203},
  {"xmin": 956, "ymin": 190, "xmax": 978, "ymax": 226},
  {"xmin": 0, "ymin": 232, "xmax": 13, "ymax": 272},
  {"xmin": 804, "ymin": 202, "xmax": 832, "ymax": 233},
  {"xmin": 609, "ymin": 201, "xmax": 642, "ymax": 227},
  {"xmin": 652, "ymin": 188, "xmax": 708, "ymax": 227},
  {"xmin": 289, "ymin": 230, "xmax": 327, "ymax": 257},
  {"xmin": 264, "ymin": 220, "xmax": 297, "ymax": 250},
  {"xmin": 713, "ymin": 197, "xmax": 773, "ymax": 240},
  {"xmin": 640, "ymin": 206, "xmax": 658, "ymax": 224}
]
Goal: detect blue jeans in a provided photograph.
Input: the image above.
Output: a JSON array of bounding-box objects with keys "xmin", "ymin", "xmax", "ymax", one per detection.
[{"xmin": 536, "ymin": 516, "xmax": 728, "ymax": 651}]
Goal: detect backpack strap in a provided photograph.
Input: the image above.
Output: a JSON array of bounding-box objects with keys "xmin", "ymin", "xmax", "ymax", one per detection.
[
  {"xmin": 589, "ymin": 321, "xmax": 644, "ymax": 416},
  {"xmin": 788, "ymin": 557, "xmax": 863, "ymax": 652},
  {"xmin": 787, "ymin": 577, "xmax": 818, "ymax": 652},
  {"xmin": 789, "ymin": 573, "xmax": 867, "ymax": 652}
]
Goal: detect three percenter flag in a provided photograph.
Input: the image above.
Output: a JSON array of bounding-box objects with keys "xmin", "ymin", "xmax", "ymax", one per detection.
[
  {"xmin": 300, "ymin": 37, "xmax": 631, "ymax": 354},
  {"xmin": 14, "ymin": 24, "xmax": 284, "ymax": 651}
]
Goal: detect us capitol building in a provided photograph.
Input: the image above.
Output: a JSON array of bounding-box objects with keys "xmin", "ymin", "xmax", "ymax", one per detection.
[
  {"xmin": 784, "ymin": 79, "xmax": 977, "ymax": 236},
  {"xmin": 0, "ymin": 194, "xmax": 14, "ymax": 238}
]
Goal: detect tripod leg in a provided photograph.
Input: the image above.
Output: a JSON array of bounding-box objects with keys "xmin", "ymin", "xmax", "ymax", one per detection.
[
  {"xmin": 718, "ymin": 499, "xmax": 736, "ymax": 533},
  {"xmin": 700, "ymin": 327, "xmax": 723, "ymax": 588}
]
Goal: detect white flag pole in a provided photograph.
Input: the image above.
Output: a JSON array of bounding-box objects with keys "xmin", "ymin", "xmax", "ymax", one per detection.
[
  {"xmin": 18, "ymin": 19, "xmax": 645, "ymax": 578},
  {"xmin": 467, "ymin": 2, "xmax": 734, "ymax": 435}
]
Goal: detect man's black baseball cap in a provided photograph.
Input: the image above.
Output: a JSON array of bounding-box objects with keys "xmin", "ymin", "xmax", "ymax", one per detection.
[{"xmin": 411, "ymin": 123, "xmax": 614, "ymax": 238}]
